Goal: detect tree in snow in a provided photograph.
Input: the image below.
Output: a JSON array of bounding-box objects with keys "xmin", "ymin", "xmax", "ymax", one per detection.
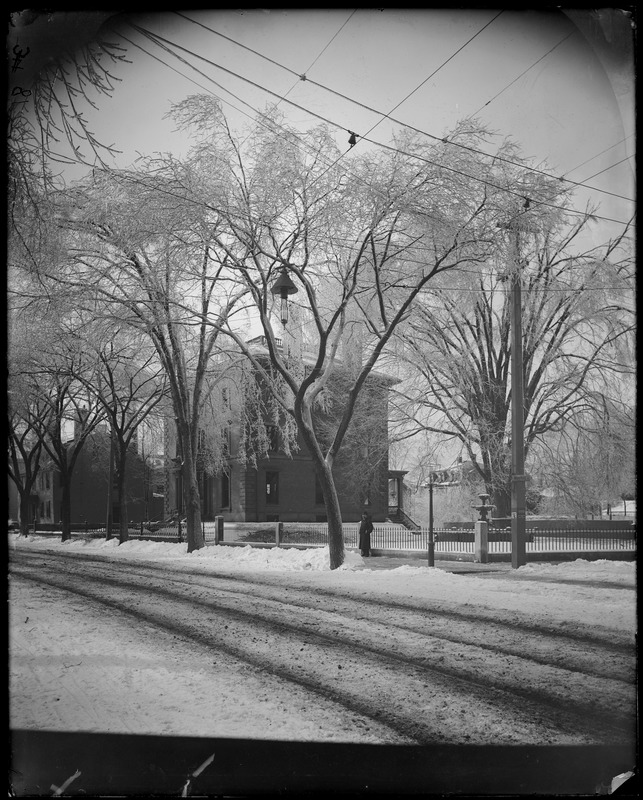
[
  {"xmin": 70, "ymin": 323, "xmax": 168, "ymax": 543},
  {"xmin": 161, "ymin": 100, "xmax": 512, "ymax": 568},
  {"xmin": 7, "ymin": 362, "xmax": 48, "ymax": 537},
  {"xmin": 388, "ymin": 132, "xmax": 635, "ymax": 516},
  {"xmin": 533, "ymin": 394, "xmax": 636, "ymax": 518}
]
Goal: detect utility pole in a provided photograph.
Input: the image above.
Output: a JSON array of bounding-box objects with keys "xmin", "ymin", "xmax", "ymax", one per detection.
[
  {"xmin": 509, "ymin": 218, "xmax": 527, "ymax": 568},
  {"xmin": 105, "ymin": 428, "xmax": 115, "ymax": 540}
]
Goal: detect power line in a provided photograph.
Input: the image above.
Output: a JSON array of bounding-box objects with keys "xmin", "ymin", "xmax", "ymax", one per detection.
[
  {"xmin": 126, "ymin": 22, "xmax": 365, "ymax": 205},
  {"xmin": 169, "ymin": 13, "xmax": 633, "ymax": 205},
  {"xmin": 579, "ymin": 155, "xmax": 635, "ymax": 184},
  {"xmin": 48, "ymin": 141, "xmax": 635, "ymax": 294},
  {"xmin": 37, "ymin": 134, "xmax": 636, "ymax": 303},
  {"xmin": 469, "ymin": 32, "xmax": 573, "ymax": 117},
  {"xmin": 562, "ymin": 134, "xmax": 634, "ymax": 177},
  {"xmin": 127, "ymin": 23, "xmax": 632, "ymax": 226},
  {"xmin": 119, "ymin": 30, "xmax": 257, "ymax": 125},
  {"xmin": 368, "ymin": 10, "xmax": 504, "ymax": 133}
]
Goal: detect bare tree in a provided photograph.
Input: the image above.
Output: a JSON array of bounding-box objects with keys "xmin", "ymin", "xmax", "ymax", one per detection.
[
  {"xmin": 8, "ymin": 11, "xmax": 128, "ymax": 194},
  {"xmin": 533, "ymin": 395, "xmax": 636, "ymax": 518},
  {"xmin": 163, "ymin": 101, "xmax": 508, "ymax": 568},
  {"xmin": 7, "ymin": 369, "xmax": 47, "ymax": 537},
  {"xmin": 390, "ymin": 176, "xmax": 635, "ymax": 515},
  {"xmin": 28, "ymin": 365, "xmax": 105, "ymax": 541},
  {"xmin": 71, "ymin": 326, "xmax": 168, "ymax": 542},
  {"xmin": 28, "ymin": 153, "xmax": 259, "ymax": 550}
]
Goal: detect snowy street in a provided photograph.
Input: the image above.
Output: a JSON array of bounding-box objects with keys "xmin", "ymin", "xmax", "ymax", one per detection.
[{"xmin": 9, "ymin": 535, "xmax": 637, "ymax": 795}]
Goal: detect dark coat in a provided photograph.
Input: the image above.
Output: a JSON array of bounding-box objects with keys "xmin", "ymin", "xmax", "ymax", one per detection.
[{"xmin": 358, "ymin": 516, "xmax": 373, "ymax": 551}]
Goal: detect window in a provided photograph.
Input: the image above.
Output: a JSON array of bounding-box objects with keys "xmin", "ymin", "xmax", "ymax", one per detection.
[
  {"xmin": 45, "ymin": 472, "xmax": 50, "ymax": 490},
  {"xmin": 222, "ymin": 426, "xmax": 231, "ymax": 456},
  {"xmin": 220, "ymin": 471, "xmax": 230, "ymax": 510},
  {"xmin": 265, "ymin": 471, "xmax": 279, "ymax": 505},
  {"xmin": 266, "ymin": 425, "xmax": 279, "ymax": 452}
]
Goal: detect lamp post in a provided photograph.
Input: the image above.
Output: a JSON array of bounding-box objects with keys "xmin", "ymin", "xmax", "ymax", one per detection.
[
  {"xmin": 427, "ymin": 478, "xmax": 435, "ymax": 567},
  {"xmin": 270, "ymin": 267, "xmax": 299, "ymax": 326}
]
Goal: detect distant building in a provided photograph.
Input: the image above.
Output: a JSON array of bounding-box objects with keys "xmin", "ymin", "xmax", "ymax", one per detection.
[
  {"xmin": 8, "ymin": 422, "xmax": 165, "ymax": 528},
  {"xmin": 403, "ymin": 459, "xmax": 484, "ymax": 528}
]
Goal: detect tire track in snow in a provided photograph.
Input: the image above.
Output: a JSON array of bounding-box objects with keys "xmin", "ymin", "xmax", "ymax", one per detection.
[
  {"xmin": 13, "ymin": 550, "xmax": 633, "ymax": 677},
  {"xmin": 11, "ymin": 554, "xmax": 635, "ymax": 745}
]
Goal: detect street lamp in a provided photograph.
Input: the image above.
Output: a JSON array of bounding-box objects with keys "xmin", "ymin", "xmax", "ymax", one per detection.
[{"xmin": 270, "ymin": 267, "xmax": 299, "ymax": 326}]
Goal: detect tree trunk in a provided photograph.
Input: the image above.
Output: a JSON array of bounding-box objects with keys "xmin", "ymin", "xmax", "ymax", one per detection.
[
  {"xmin": 317, "ymin": 462, "xmax": 345, "ymax": 570},
  {"xmin": 18, "ymin": 489, "xmax": 32, "ymax": 537},
  {"xmin": 295, "ymin": 400, "xmax": 346, "ymax": 570},
  {"xmin": 492, "ymin": 485, "xmax": 511, "ymax": 518},
  {"xmin": 184, "ymin": 458, "xmax": 204, "ymax": 553},
  {"xmin": 116, "ymin": 454, "xmax": 129, "ymax": 544},
  {"xmin": 60, "ymin": 475, "xmax": 72, "ymax": 541}
]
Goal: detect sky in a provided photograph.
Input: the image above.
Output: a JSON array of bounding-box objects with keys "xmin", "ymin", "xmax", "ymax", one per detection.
[
  {"xmin": 8, "ymin": 8, "xmax": 636, "ymax": 240},
  {"xmin": 6, "ymin": 8, "xmax": 636, "ymax": 475}
]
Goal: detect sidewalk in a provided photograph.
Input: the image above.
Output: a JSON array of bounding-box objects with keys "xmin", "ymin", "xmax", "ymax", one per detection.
[{"xmin": 361, "ymin": 555, "xmax": 516, "ymax": 574}]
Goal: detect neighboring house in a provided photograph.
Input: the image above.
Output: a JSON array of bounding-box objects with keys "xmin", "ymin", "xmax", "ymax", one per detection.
[
  {"xmin": 8, "ymin": 425, "xmax": 165, "ymax": 528},
  {"xmin": 165, "ymin": 337, "xmax": 397, "ymax": 524}
]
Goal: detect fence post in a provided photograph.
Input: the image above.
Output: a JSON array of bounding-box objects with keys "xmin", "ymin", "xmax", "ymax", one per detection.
[
  {"xmin": 215, "ymin": 515, "xmax": 224, "ymax": 545},
  {"xmin": 474, "ymin": 520, "xmax": 488, "ymax": 563},
  {"xmin": 275, "ymin": 521, "xmax": 283, "ymax": 547},
  {"xmin": 140, "ymin": 521, "xmax": 144, "ymax": 537}
]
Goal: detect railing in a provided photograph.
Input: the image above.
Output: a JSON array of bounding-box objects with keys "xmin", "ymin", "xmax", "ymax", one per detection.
[
  {"xmin": 14, "ymin": 521, "xmax": 636, "ymax": 556},
  {"xmin": 494, "ymin": 528, "xmax": 636, "ymax": 553}
]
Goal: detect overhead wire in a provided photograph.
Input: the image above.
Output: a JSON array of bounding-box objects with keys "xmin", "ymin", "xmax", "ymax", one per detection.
[
  {"xmin": 561, "ymin": 134, "xmax": 634, "ymax": 177},
  {"xmin": 171, "ymin": 11, "xmax": 633, "ymax": 205},
  {"xmin": 579, "ymin": 155, "xmax": 635, "ymax": 184},
  {"xmin": 37, "ymin": 131, "xmax": 634, "ymax": 302},
  {"xmin": 365, "ymin": 10, "xmax": 505, "ymax": 136},
  {"xmin": 117, "ymin": 30, "xmax": 258, "ymax": 127},
  {"xmin": 468, "ymin": 32, "xmax": 573, "ymax": 117},
  {"xmin": 126, "ymin": 21, "xmax": 632, "ymax": 227},
  {"xmin": 46, "ymin": 137, "xmax": 634, "ymax": 296},
  {"xmin": 126, "ymin": 22, "xmax": 372, "ymax": 207},
  {"xmin": 50, "ymin": 19, "xmax": 634, "ymax": 275}
]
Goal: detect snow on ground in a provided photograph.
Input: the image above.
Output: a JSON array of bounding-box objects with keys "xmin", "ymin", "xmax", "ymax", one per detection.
[
  {"xmin": 9, "ymin": 533, "xmax": 636, "ymax": 749},
  {"xmin": 9, "ymin": 533, "xmax": 636, "ymax": 631}
]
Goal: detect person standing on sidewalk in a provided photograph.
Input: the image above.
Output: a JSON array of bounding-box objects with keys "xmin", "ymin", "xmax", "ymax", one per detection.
[{"xmin": 358, "ymin": 512, "xmax": 374, "ymax": 557}]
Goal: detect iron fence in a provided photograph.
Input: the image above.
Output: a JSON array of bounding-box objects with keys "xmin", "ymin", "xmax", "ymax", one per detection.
[{"xmin": 14, "ymin": 520, "xmax": 636, "ymax": 556}]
